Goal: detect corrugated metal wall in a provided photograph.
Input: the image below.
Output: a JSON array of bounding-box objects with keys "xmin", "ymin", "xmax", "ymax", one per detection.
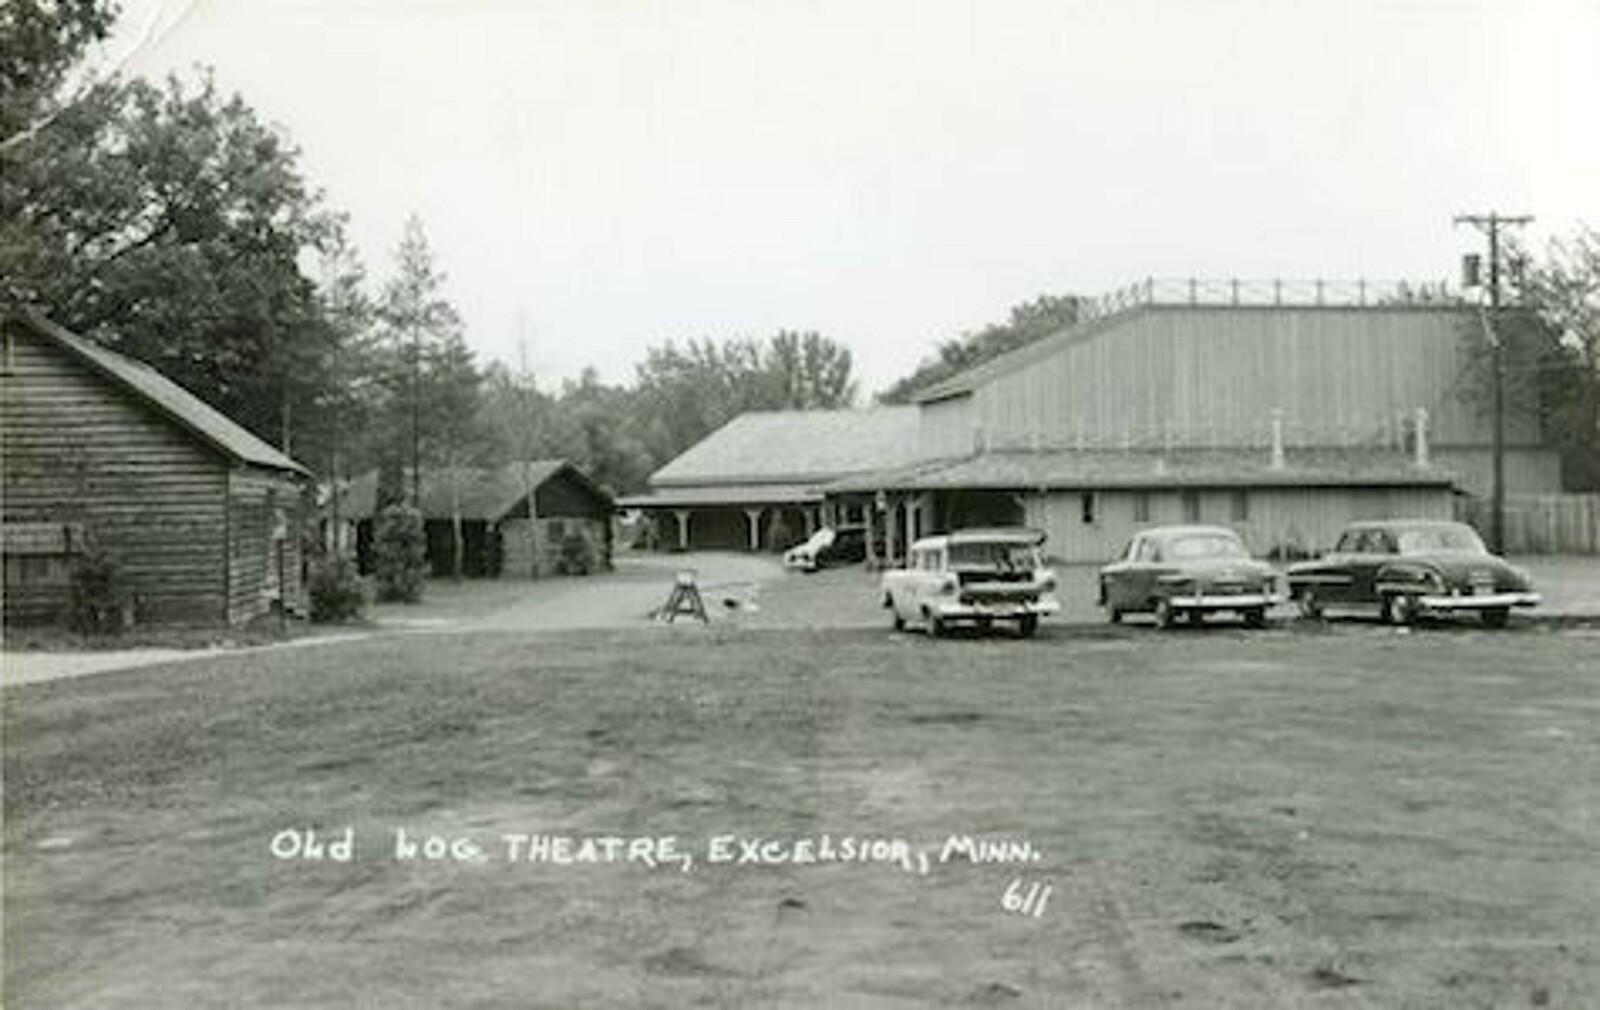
[{"xmin": 972, "ymin": 306, "xmax": 1543, "ymax": 453}]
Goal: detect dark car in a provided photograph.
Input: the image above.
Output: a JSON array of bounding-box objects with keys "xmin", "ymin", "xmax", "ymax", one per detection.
[
  {"xmin": 1098, "ymin": 525, "xmax": 1282, "ymax": 628},
  {"xmin": 1286, "ymin": 519, "xmax": 1539, "ymax": 627},
  {"xmin": 783, "ymin": 525, "xmax": 867, "ymax": 572}
]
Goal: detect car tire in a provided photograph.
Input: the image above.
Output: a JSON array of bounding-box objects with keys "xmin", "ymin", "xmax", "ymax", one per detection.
[
  {"xmin": 1387, "ymin": 594, "xmax": 1417, "ymax": 626},
  {"xmin": 1107, "ymin": 606, "xmax": 1123, "ymax": 624},
  {"xmin": 1480, "ymin": 607, "xmax": 1510, "ymax": 629},
  {"xmin": 926, "ymin": 611, "xmax": 944, "ymax": 637},
  {"xmin": 1018, "ymin": 615, "xmax": 1038, "ymax": 638},
  {"xmin": 1297, "ymin": 588, "xmax": 1323, "ymax": 621},
  {"xmin": 1243, "ymin": 607, "xmax": 1267, "ymax": 629},
  {"xmin": 1155, "ymin": 597, "xmax": 1178, "ymax": 629},
  {"xmin": 892, "ymin": 611, "xmax": 905, "ymax": 632}
]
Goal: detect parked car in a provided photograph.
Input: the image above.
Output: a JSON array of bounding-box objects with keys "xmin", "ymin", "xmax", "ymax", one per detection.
[
  {"xmin": 1098, "ymin": 525, "xmax": 1282, "ymax": 628},
  {"xmin": 1286, "ymin": 519, "xmax": 1539, "ymax": 627},
  {"xmin": 784, "ymin": 525, "xmax": 868, "ymax": 572},
  {"xmin": 881, "ymin": 527, "xmax": 1060, "ymax": 637}
]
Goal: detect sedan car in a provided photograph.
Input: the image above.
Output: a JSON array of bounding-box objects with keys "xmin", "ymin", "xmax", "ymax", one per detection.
[
  {"xmin": 881, "ymin": 527, "xmax": 1060, "ymax": 637},
  {"xmin": 783, "ymin": 525, "xmax": 867, "ymax": 572},
  {"xmin": 1098, "ymin": 525, "xmax": 1282, "ymax": 628},
  {"xmin": 1286, "ymin": 519, "xmax": 1539, "ymax": 627}
]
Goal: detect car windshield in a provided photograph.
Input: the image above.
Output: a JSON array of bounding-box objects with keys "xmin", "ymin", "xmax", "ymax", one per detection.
[
  {"xmin": 1162, "ymin": 534, "xmax": 1247, "ymax": 561},
  {"xmin": 949, "ymin": 542, "xmax": 1039, "ymax": 571},
  {"xmin": 1397, "ymin": 526, "xmax": 1487, "ymax": 554}
]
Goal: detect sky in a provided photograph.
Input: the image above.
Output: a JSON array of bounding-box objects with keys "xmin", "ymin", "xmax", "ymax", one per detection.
[{"xmin": 96, "ymin": 0, "xmax": 1600, "ymax": 398}]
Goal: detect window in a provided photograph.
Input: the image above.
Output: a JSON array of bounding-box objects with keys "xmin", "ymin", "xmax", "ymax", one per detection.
[
  {"xmin": 1080, "ymin": 492, "xmax": 1097, "ymax": 525},
  {"xmin": 1182, "ymin": 490, "xmax": 1201, "ymax": 523},
  {"xmin": 1133, "ymin": 492, "xmax": 1151, "ymax": 524},
  {"xmin": 1230, "ymin": 490, "xmax": 1249, "ymax": 522}
]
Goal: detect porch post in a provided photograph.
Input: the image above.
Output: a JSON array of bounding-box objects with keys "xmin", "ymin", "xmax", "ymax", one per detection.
[
  {"xmin": 673, "ymin": 510, "xmax": 691, "ymax": 551},
  {"xmin": 802, "ymin": 508, "xmax": 816, "ymax": 537},
  {"xmin": 744, "ymin": 507, "xmax": 765, "ymax": 551}
]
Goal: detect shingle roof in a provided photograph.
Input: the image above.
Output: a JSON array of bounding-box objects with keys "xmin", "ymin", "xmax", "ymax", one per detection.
[
  {"xmin": 649, "ymin": 409, "xmax": 921, "ymax": 492},
  {"xmin": 825, "ymin": 448, "xmax": 1456, "ymax": 492},
  {"xmin": 21, "ymin": 312, "xmax": 309, "ymax": 475},
  {"xmin": 340, "ymin": 460, "xmax": 610, "ymax": 520},
  {"xmin": 650, "ymin": 407, "xmax": 922, "ymax": 487}
]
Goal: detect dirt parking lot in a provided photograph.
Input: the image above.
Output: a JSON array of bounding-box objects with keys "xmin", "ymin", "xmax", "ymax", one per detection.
[{"xmin": 4, "ymin": 601, "xmax": 1598, "ymax": 1007}]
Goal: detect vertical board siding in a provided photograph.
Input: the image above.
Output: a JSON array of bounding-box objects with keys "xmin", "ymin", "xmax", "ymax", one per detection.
[
  {"xmin": 1025, "ymin": 486, "xmax": 1455, "ymax": 565},
  {"xmin": 974, "ymin": 307, "xmax": 1541, "ymax": 452},
  {"xmin": 2, "ymin": 328, "xmax": 228, "ymax": 624}
]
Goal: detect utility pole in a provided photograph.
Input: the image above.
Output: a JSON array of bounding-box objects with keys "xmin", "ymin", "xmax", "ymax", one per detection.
[{"xmin": 1454, "ymin": 211, "xmax": 1532, "ymax": 554}]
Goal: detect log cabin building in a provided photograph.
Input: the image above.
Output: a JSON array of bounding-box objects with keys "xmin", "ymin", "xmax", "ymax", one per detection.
[
  {"xmin": 334, "ymin": 460, "xmax": 613, "ymax": 578},
  {"xmin": 629, "ymin": 279, "xmax": 1560, "ymax": 564},
  {"xmin": 2, "ymin": 313, "xmax": 310, "ymax": 626}
]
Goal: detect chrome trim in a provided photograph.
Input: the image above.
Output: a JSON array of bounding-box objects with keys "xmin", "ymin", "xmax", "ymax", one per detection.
[{"xmin": 1416, "ymin": 591, "xmax": 1541, "ymax": 611}]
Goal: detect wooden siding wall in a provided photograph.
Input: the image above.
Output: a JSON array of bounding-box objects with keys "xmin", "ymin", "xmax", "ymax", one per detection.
[
  {"xmin": 226, "ymin": 468, "xmax": 306, "ymax": 625},
  {"xmin": 918, "ymin": 396, "xmax": 976, "ymax": 460},
  {"xmin": 499, "ymin": 517, "xmax": 611, "ymax": 577},
  {"xmin": 1023, "ymin": 486, "xmax": 1455, "ymax": 565},
  {"xmin": 533, "ymin": 472, "xmax": 608, "ymax": 518},
  {"xmin": 1428, "ymin": 447, "xmax": 1562, "ymax": 498},
  {"xmin": 972, "ymin": 307, "xmax": 1541, "ymax": 453},
  {"xmin": 3, "ymin": 328, "xmax": 228, "ymax": 624}
]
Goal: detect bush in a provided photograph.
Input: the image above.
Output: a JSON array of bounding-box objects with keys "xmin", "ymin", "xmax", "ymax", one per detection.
[
  {"xmin": 556, "ymin": 529, "xmax": 595, "ymax": 575},
  {"xmin": 309, "ymin": 554, "xmax": 368, "ymax": 623},
  {"xmin": 68, "ymin": 549, "xmax": 133, "ymax": 634},
  {"xmin": 374, "ymin": 505, "xmax": 427, "ymax": 602}
]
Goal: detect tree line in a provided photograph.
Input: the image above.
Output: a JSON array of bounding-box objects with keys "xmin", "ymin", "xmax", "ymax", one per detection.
[{"xmin": 6, "ymin": 1, "xmax": 1596, "ymax": 505}]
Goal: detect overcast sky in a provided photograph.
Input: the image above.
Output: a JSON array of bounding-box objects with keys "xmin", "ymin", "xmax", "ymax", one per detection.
[{"xmin": 102, "ymin": 0, "xmax": 1599, "ymax": 398}]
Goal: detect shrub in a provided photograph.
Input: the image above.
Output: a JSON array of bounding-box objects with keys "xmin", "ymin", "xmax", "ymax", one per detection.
[
  {"xmin": 68, "ymin": 549, "xmax": 133, "ymax": 634},
  {"xmin": 556, "ymin": 529, "xmax": 595, "ymax": 575},
  {"xmin": 309, "ymin": 554, "xmax": 368, "ymax": 623},
  {"xmin": 374, "ymin": 505, "xmax": 427, "ymax": 602}
]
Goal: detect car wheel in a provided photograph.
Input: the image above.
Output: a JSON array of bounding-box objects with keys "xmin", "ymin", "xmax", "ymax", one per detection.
[
  {"xmin": 1243, "ymin": 607, "xmax": 1267, "ymax": 629},
  {"xmin": 1387, "ymin": 594, "xmax": 1417, "ymax": 626},
  {"xmin": 1155, "ymin": 597, "xmax": 1178, "ymax": 629},
  {"xmin": 1297, "ymin": 588, "xmax": 1323, "ymax": 620},
  {"xmin": 1107, "ymin": 606, "xmax": 1123, "ymax": 624},
  {"xmin": 892, "ymin": 611, "xmax": 905, "ymax": 632},
  {"xmin": 1480, "ymin": 606, "xmax": 1510, "ymax": 629},
  {"xmin": 926, "ymin": 611, "xmax": 944, "ymax": 637},
  {"xmin": 1018, "ymin": 615, "xmax": 1038, "ymax": 638}
]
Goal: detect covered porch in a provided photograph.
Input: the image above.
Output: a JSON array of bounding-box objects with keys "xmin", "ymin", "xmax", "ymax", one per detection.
[{"xmin": 617, "ymin": 485, "xmax": 825, "ymax": 553}]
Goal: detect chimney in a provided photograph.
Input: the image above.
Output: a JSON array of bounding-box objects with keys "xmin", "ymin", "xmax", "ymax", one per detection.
[
  {"xmin": 1413, "ymin": 407, "xmax": 1429, "ymax": 468},
  {"xmin": 1270, "ymin": 408, "xmax": 1285, "ymax": 470}
]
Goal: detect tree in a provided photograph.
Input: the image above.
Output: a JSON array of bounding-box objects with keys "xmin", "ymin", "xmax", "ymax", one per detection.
[
  {"xmin": 3, "ymin": 64, "xmax": 346, "ymax": 454},
  {"xmin": 630, "ymin": 331, "xmax": 859, "ymax": 470},
  {"xmin": 879, "ymin": 293, "xmax": 1083, "ymax": 403},
  {"xmin": 1453, "ymin": 227, "xmax": 1600, "ymax": 491},
  {"xmin": 0, "ymin": 0, "xmax": 119, "ymax": 144}
]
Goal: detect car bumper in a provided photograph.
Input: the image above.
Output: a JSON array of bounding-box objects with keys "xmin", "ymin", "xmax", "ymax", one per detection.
[
  {"xmin": 1415, "ymin": 590, "xmax": 1541, "ymax": 611},
  {"xmin": 935, "ymin": 597, "xmax": 1061, "ymax": 620},
  {"xmin": 1166, "ymin": 592, "xmax": 1283, "ymax": 611}
]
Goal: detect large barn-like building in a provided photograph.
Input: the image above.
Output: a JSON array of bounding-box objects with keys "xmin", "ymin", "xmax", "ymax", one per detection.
[
  {"xmin": 2, "ymin": 313, "xmax": 310, "ymax": 626},
  {"xmin": 631, "ymin": 279, "xmax": 1560, "ymax": 563}
]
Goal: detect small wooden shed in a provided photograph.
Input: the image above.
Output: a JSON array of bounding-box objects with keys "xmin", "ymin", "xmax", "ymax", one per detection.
[{"xmin": 2, "ymin": 313, "xmax": 311, "ymax": 626}]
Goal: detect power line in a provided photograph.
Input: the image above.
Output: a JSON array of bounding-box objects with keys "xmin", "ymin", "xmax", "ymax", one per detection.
[{"xmin": 1454, "ymin": 212, "xmax": 1534, "ymax": 554}]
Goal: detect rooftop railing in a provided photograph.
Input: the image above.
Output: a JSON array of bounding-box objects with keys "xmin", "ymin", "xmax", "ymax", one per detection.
[{"xmin": 1078, "ymin": 277, "xmax": 1464, "ymax": 322}]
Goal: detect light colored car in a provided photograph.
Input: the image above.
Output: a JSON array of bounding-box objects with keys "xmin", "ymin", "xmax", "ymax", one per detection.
[
  {"xmin": 1098, "ymin": 525, "xmax": 1283, "ymax": 628},
  {"xmin": 881, "ymin": 527, "xmax": 1060, "ymax": 637}
]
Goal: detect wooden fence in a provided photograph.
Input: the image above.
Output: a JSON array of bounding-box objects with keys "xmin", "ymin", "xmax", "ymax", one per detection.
[{"xmin": 1458, "ymin": 494, "xmax": 1600, "ymax": 554}]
